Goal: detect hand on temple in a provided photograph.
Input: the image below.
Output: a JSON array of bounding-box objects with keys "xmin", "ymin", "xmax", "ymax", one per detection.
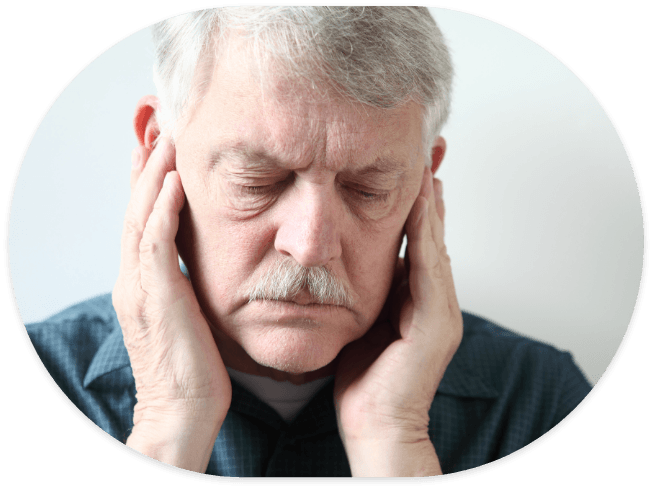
[
  {"xmin": 334, "ymin": 167, "xmax": 463, "ymax": 476},
  {"xmin": 112, "ymin": 139, "xmax": 231, "ymax": 472}
]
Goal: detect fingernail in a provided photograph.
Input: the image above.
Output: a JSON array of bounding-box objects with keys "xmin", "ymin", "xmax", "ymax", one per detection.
[{"xmin": 131, "ymin": 148, "xmax": 140, "ymax": 168}]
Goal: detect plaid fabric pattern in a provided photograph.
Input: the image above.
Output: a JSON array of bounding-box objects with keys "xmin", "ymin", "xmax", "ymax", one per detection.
[{"xmin": 26, "ymin": 293, "xmax": 592, "ymax": 476}]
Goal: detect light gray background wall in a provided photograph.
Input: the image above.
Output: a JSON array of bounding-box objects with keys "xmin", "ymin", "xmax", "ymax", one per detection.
[{"xmin": 8, "ymin": 8, "xmax": 642, "ymax": 387}]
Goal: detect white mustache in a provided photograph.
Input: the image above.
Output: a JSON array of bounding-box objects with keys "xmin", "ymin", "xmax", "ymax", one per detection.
[{"xmin": 246, "ymin": 257, "xmax": 355, "ymax": 308}]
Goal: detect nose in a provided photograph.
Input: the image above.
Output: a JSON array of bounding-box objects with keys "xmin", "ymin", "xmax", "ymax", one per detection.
[{"xmin": 274, "ymin": 184, "xmax": 342, "ymax": 268}]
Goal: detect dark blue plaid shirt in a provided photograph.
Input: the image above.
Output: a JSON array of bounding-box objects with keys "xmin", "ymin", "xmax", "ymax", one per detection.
[{"xmin": 26, "ymin": 293, "xmax": 591, "ymax": 476}]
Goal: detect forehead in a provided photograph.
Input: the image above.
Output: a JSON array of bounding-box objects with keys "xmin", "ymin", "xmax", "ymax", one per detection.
[{"xmin": 182, "ymin": 35, "xmax": 426, "ymax": 173}]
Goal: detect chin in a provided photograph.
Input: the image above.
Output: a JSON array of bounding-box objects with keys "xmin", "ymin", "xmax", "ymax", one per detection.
[
  {"xmin": 225, "ymin": 300, "xmax": 368, "ymax": 375},
  {"xmin": 240, "ymin": 325, "xmax": 347, "ymax": 375}
]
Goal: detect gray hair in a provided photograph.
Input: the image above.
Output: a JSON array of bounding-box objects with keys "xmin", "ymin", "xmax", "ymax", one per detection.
[{"xmin": 152, "ymin": 7, "xmax": 453, "ymax": 152}]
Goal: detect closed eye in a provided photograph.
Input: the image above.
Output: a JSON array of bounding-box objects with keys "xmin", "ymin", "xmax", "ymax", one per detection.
[
  {"xmin": 340, "ymin": 183, "xmax": 395, "ymax": 221},
  {"xmin": 235, "ymin": 173, "xmax": 295, "ymax": 197},
  {"xmin": 241, "ymin": 184, "xmax": 276, "ymax": 195},
  {"xmin": 348, "ymin": 186, "xmax": 390, "ymax": 203}
]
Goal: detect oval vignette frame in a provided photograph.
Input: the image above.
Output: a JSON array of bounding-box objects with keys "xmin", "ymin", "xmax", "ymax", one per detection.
[{"xmin": 5, "ymin": 2, "xmax": 649, "ymax": 484}]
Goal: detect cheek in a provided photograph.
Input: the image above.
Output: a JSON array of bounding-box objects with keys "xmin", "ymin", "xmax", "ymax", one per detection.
[
  {"xmin": 341, "ymin": 218, "xmax": 405, "ymax": 319},
  {"xmin": 188, "ymin": 205, "xmax": 275, "ymax": 273},
  {"xmin": 178, "ymin": 165, "xmax": 271, "ymax": 260},
  {"xmin": 343, "ymin": 181, "xmax": 418, "ymax": 309},
  {"xmin": 178, "ymin": 183, "xmax": 278, "ymax": 311}
]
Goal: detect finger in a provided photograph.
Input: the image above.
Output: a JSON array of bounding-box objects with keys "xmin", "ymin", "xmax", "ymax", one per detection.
[
  {"xmin": 426, "ymin": 174, "xmax": 445, "ymax": 252},
  {"xmin": 404, "ymin": 173, "xmax": 462, "ymax": 350},
  {"xmin": 120, "ymin": 139, "xmax": 176, "ymax": 278},
  {"xmin": 130, "ymin": 146, "xmax": 151, "ymax": 191},
  {"xmin": 426, "ymin": 177, "xmax": 461, "ymax": 314},
  {"xmin": 405, "ymin": 192, "xmax": 437, "ymax": 282},
  {"xmin": 139, "ymin": 171, "xmax": 187, "ymax": 291},
  {"xmin": 403, "ymin": 168, "xmax": 430, "ymax": 279},
  {"xmin": 433, "ymin": 178, "xmax": 445, "ymax": 230},
  {"xmin": 405, "ymin": 167, "xmax": 435, "ymax": 270},
  {"xmin": 405, "ymin": 169, "xmax": 452, "ymax": 305}
]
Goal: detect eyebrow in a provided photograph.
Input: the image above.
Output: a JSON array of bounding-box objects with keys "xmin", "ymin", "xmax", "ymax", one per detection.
[
  {"xmin": 349, "ymin": 157, "xmax": 410, "ymax": 180},
  {"xmin": 207, "ymin": 145, "xmax": 284, "ymax": 173},
  {"xmin": 208, "ymin": 143, "xmax": 412, "ymax": 181}
]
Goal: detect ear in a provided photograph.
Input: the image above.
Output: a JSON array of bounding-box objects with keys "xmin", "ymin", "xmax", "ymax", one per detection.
[
  {"xmin": 134, "ymin": 95, "xmax": 161, "ymax": 150},
  {"xmin": 430, "ymin": 136, "xmax": 446, "ymax": 175}
]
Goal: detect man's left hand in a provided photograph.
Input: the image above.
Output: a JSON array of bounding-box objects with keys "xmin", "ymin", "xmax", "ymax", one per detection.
[{"xmin": 334, "ymin": 167, "xmax": 463, "ymax": 477}]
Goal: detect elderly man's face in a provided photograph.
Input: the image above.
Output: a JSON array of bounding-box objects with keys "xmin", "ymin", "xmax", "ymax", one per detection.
[{"xmin": 173, "ymin": 41, "xmax": 428, "ymax": 378}]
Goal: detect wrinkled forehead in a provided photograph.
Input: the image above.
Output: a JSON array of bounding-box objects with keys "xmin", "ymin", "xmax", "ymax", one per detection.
[
  {"xmin": 209, "ymin": 102, "xmax": 425, "ymax": 176},
  {"xmin": 187, "ymin": 29, "xmax": 428, "ymax": 171}
]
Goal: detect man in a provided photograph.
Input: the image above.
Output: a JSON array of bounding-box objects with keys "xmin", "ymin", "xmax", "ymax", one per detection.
[{"xmin": 27, "ymin": 7, "xmax": 591, "ymax": 477}]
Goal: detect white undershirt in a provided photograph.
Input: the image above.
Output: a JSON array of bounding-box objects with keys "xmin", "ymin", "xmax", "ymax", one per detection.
[{"xmin": 227, "ymin": 368, "xmax": 334, "ymax": 423}]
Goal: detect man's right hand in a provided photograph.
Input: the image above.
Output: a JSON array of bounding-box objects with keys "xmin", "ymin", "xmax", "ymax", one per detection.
[{"xmin": 112, "ymin": 139, "xmax": 231, "ymax": 472}]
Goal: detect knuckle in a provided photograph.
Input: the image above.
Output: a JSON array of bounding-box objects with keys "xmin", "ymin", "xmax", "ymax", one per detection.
[
  {"xmin": 139, "ymin": 236, "xmax": 160, "ymax": 259},
  {"xmin": 138, "ymin": 232, "xmax": 166, "ymax": 272},
  {"xmin": 123, "ymin": 214, "xmax": 143, "ymax": 241},
  {"xmin": 138, "ymin": 234, "xmax": 166, "ymax": 287}
]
